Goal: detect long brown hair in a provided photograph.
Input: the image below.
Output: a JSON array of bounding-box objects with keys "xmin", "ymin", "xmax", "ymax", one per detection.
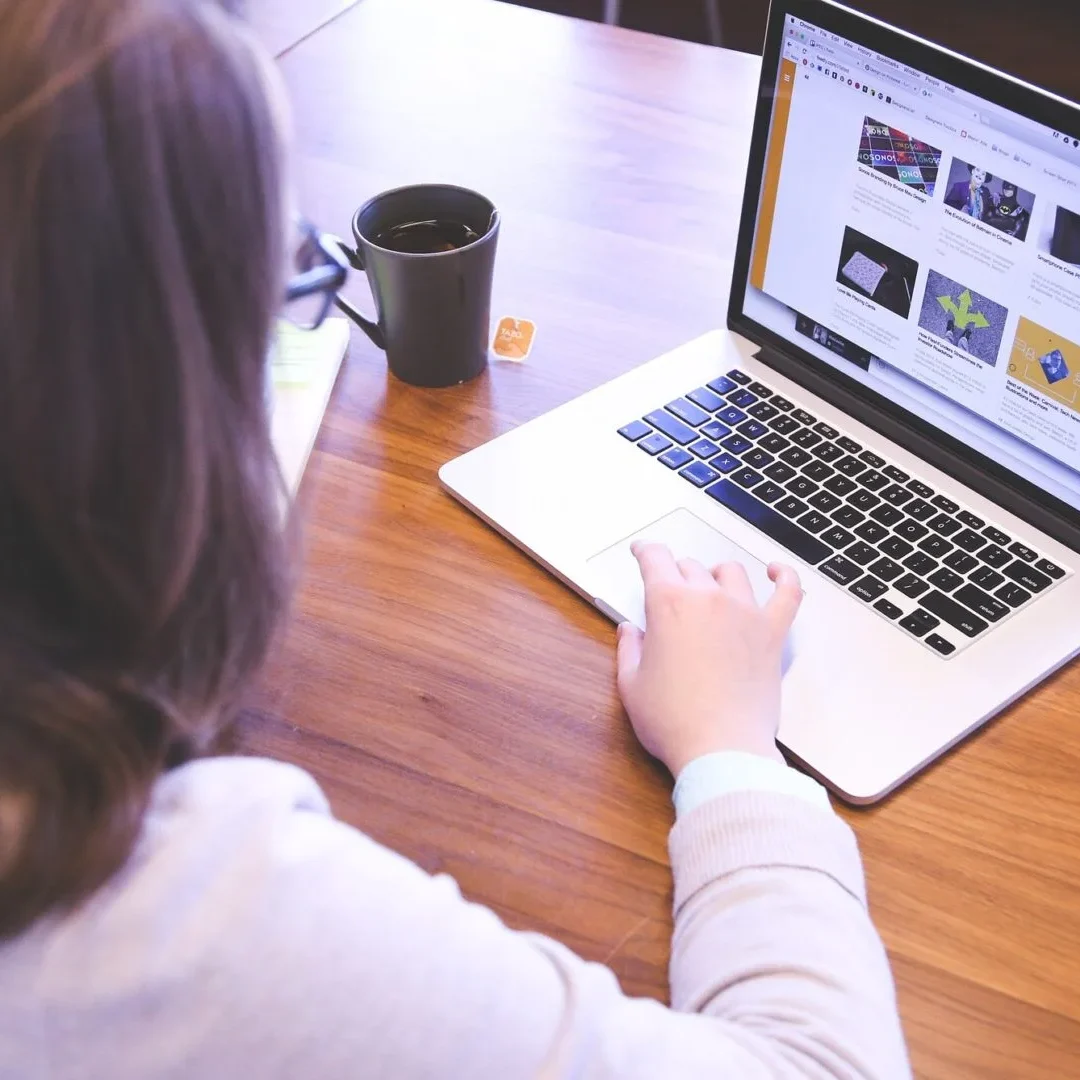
[{"xmin": 0, "ymin": 0, "xmax": 290, "ymax": 937}]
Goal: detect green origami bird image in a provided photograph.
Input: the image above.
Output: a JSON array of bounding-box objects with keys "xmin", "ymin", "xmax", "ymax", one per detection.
[{"xmin": 937, "ymin": 289, "xmax": 990, "ymax": 330}]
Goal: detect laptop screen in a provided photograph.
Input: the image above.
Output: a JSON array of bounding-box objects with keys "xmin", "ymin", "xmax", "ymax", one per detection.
[{"xmin": 738, "ymin": 4, "xmax": 1080, "ymax": 516}]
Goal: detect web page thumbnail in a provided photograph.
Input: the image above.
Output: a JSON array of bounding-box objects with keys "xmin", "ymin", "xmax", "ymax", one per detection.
[
  {"xmin": 1010, "ymin": 317, "xmax": 1080, "ymax": 411},
  {"xmin": 794, "ymin": 311, "xmax": 874, "ymax": 371},
  {"xmin": 918, "ymin": 269, "xmax": 1007, "ymax": 366},
  {"xmin": 857, "ymin": 118, "xmax": 941, "ymax": 196},
  {"xmin": 836, "ymin": 226, "xmax": 919, "ymax": 318},
  {"xmin": 1038, "ymin": 205, "xmax": 1080, "ymax": 266},
  {"xmin": 943, "ymin": 157, "xmax": 1035, "ymax": 241}
]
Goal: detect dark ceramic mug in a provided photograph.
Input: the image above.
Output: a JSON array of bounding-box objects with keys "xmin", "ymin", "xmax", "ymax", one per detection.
[{"xmin": 334, "ymin": 184, "xmax": 500, "ymax": 387}]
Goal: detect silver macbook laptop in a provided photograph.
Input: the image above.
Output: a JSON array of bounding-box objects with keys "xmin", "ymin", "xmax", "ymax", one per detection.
[{"xmin": 440, "ymin": 0, "xmax": 1080, "ymax": 803}]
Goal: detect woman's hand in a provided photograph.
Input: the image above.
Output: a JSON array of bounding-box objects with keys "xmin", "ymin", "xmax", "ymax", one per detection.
[{"xmin": 615, "ymin": 543, "xmax": 803, "ymax": 777}]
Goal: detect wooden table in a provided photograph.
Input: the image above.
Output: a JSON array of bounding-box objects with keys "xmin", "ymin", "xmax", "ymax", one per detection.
[{"xmin": 245, "ymin": 1, "xmax": 1080, "ymax": 1074}]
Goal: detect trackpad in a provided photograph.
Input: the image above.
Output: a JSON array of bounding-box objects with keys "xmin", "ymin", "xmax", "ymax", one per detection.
[{"xmin": 586, "ymin": 507, "xmax": 778, "ymax": 629}]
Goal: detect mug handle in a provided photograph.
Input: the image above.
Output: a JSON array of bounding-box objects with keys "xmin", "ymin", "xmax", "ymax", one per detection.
[{"xmin": 333, "ymin": 242, "xmax": 386, "ymax": 350}]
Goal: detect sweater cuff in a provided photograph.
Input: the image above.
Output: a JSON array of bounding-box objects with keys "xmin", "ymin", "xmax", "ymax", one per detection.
[
  {"xmin": 673, "ymin": 751, "xmax": 833, "ymax": 818},
  {"xmin": 668, "ymin": 791, "xmax": 867, "ymax": 914}
]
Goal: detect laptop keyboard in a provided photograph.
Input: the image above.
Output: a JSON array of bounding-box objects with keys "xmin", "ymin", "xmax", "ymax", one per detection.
[{"xmin": 618, "ymin": 367, "xmax": 1069, "ymax": 658}]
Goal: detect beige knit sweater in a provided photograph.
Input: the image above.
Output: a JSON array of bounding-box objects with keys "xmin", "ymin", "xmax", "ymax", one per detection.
[{"xmin": 0, "ymin": 757, "xmax": 910, "ymax": 1078}]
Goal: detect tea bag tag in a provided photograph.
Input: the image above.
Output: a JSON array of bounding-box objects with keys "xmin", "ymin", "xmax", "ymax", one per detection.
[{"xmin": 492, "ymin": 317, "xmax": 536, "ymax": 362}]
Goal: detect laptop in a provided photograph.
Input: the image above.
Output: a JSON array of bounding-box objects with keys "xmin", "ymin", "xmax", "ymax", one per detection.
[{"xmin": 440, "ymin": 0, "xmax": 1080, "ymax": 803}]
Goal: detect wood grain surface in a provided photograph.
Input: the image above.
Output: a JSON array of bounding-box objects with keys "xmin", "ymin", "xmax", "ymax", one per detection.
[{"xmin": 244, "ymin": 1, "xmax": 1080, "ymax": 1074}]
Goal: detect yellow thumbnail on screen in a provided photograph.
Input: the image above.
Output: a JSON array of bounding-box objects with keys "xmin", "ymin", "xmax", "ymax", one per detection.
[{"xmin": 1009, "ymin": 316, "xmax": 1080, "ymax": 414}]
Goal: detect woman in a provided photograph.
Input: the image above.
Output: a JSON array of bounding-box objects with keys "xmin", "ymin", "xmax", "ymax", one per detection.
[{"xmin": 0, "ymin": 1, "xmax": 910, "ymax": 1077}]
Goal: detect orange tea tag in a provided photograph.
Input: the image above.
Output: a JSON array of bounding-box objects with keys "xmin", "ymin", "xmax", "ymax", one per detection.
[{"xmin": 493, "ymin": 317, "xmax": 536, "ymax": 361}]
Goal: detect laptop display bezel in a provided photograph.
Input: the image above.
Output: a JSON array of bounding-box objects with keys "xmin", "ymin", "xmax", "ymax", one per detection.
[{"xmin": 727, "ymin": 0, "xmax": 1080, "ymax": 549}]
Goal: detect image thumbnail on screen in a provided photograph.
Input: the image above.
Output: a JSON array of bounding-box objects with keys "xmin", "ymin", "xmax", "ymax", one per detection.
[
  {"xmin": 836, "ymin": 226, "xmax": 920, "ymax": 318},
  {"xmin": 1010, "ymin": 317, "xmax": 1080, "ymax": 413},
  {"xmin": 857, "ymin": 117, "xmax": 942, "ymax": 197},
  {"xmin": 943, "ymin": 158, "xmax": 1035, "ymax": 241},
  {"xmin": 918, "ymin": 269, "xmax": 1008, "ymax": 365}
]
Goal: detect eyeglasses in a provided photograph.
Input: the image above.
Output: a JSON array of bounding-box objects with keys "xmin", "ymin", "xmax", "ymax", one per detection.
[{"xmin": 283, "ymin": 218, "xmax": 351, "ymax": 331}]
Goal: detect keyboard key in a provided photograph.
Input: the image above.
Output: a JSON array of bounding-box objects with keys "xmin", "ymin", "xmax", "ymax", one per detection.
[
  {"xmin": 850, "ymin": 575, "xmax": 889, "ymax": 602},
  {"xmin": 764, "ymin": 462, "xmax": 797, "ymax": 482},
  {"xmin": 1008, "ymin": 542, "xmax": 1037, "ymax": 563},
  {"xmin": 700, "ymin": 420, "xmax": 732, "ymax": 441},
  {"xmin": 881, "ymin": 484, "xmax": 913, "ymax": 506},
  {"xmin": 953, "ymin": 529, "xmax": 987, "ymax": 552},
  {"xmin": 855, "ymin": 521, "xmax": 888, "ymax": 543},
  {"xmin": 718, "ymin": 406, "xmax": 748, "ymax": 426},
  {"xmin": 928, "ymin": 568, "xmax": 963, "ymax": 592},
  {"xmin": 925, "ymin": 633, "xmax": 955, "ymax": 656},
  {"xmin": 995, "ymin": 583, "xmax": 1031, "ymax": 607},
  {"xmin": 748, "ymin": 401, "xmax": 780, "ymax": 422},
  {"xmin": 775, "ymin": 496, "xmax": 809, "ymax": 519},
  {"xmin": 802, "ymin": 460, "xmax": 835, "ymax": 482},
  {"xmin": 780, "ymin": 447, "xmax": 812, "ymax": 467},
  {"xmin": 874, "ymin": 598, "xmax": 902, "ymax": 620},
  {"xmin": 848, "ymin": 489, "xmax": 880, "ymax": 511},
  {"xmin": 658, "ymin": 447, "xmax": 694, "ymax": 469},
  {"xmin": 748, "ymin": 381, "xmax": 773, "ymax": 398},
  {"xmin": 809, "ymin": 491, "xmax": 842, "ymax": 512},
  {"xmin": 770, "ymin": 395, "xmax": 794, "ymax": 411},
  {"xmin": 928, "ymin": 514, "xmax": 961, "ymax": 536},
  {"xmin": 814, "ymin": 422, "xmax": 840, "ymax": 439},
  {"xmin": 859, "ymin": 450, "xmax": 886, "ymax": 468},
  {"xmin": 895, "ymin": 519, "xmax": 929, "ymax": 542},
  {"xmin": 758, "ymin": 433, "xmax": 790, "ymax": 454},
  {"xmin": 710, "ymin": 453, "xmax": 741, "ymax": 474},
  {"xmin": 726, "ymin": 369, "xmax": 751, "ymax": 385},
  {"xmin": 679, "ymin": 461, "xmax": 720, "ymax": 487},
  {"xmin": 870, "ymin": 504, "xmax": 903, "ymax": 527},
  {"xmin": 820, "ymin": 554, "xmax": 862, "ymax": 584},
  {"xmin": 857, "ymin": 469, "xmax": 889, "ymax": 492},
  {"xmin": 704, "ymin": 480, "xmax": 830, "ymax": 565},
  {"xmin": 824, "ymin": 475, "xmax": 857, "ymax": 496},
  {"xmin": 1002, "ymin": 561, "xmax": 1053, "ymax": 593},
  {"xmin": 943, "ymin": 551, "xmax": 978, "ymax": 574},
  {"xmin": 639, "ymin": 433, "xmax": 673, "ymax": 455},
  {"xmin": 978, "ymin": 545, "xmax": 1011, "ymax": 568},
  {"xmin": 786, "ymin": 476, "xmax": 818, "ymax": 498},
  {"xmin": 903, "ymin": 552, "xmax": 937, "ymax": 575},
  {"xmin": 728, "ymin": 389, "xmax": 758, "ymax": 408},
  {"xmin": 791, "ymin": 428, "xmax": 823, "ymax": 448},
  {"xmin": 688, "ymin": 438, "xmax": 721, "ymax": 459},
  {"xmin": 836, "ymin": 436, "xmax": 862, "ymax": 454},
  {"xmin": 868, "ymin": 556, "xmax": 903, "ymax": 582},
  {"xmin": 905, "ymin": 499, "xmax": 937, "ymax": 521},
  {"xmin": 732, "ymin": 466, "xmax": 764, "ymax": 489},
  {"xmin": 921, "ymin": 591, "xmax": 989, "ymax": 637},
  {"xmin": 983, "ymin": 526, "xmax": 1011, "ymax": 546},
  {"xmin": 918, "ymin": 535, "xmax": 953, "ymax": 558},
  {"xmin": 883, "ymin": 465, "xmax": 910, "ymax": 483},
  {"xmin": 707, "ymin": 376, "xmax": 738, "ymax": 396},
  {"xmin": 847, "ymin": 542, "xmax": 878, "ymax": 566},
  {"xmin": 721, "ymin": 435, "xmax": 753, "ymax": 455},
  {"xmin": 970, "ymin": 566, "xmax": 1005, "ymax": 591},
  {"xmin": 769, "ymin": 415, "xmax": 800, "ymax": 435},
  {"xmin": 792, "ymin": 408, "xmax": 816, "ymax": 425},
  {"xmin": 812, "ymin": 443, "xmax": 844, "ymax": 463},
  {"xmin": 1035, "ymin": 558, "xmax": 1065, "ymax": 580},
  {"xmin": 931, "ymin": 494, "xmax": 960, "ymax": 514},
  {"xmin": 907, "ymin": 480, "xmax": 934, "ymax": 499},
  {"xmin": 835, "ymin": 456, "xmax": 866, "ymax": 477},
  {"xmin": 754, "ymin": 481, "xmax": 786, "ymax": 503},
  {"xmin": 820, "ymin": 526, "xmax": 856, "ymax": 549},
  {"xmin": 666, "ymin": 398, "xmax": 712, "ymax": 426},
  {"xmin": 687, "ymin": 387, "xmax": 727, "ymax": 412},
  {"xmin": 895, "ymin": 574, "xmax": 930, "ymax": 599},
  {"xmin": 900, "ymin": 609, "xmax": 940, "ymax": 638},
  {"xmin": 645, "ymin": 410, "xmax": 697, "ymax": 444},
  {"xmin": 743, "ymin": 448, "xmax": 774, "ymax": 470},
  {"xmin": 799, "ymin": 510, "xmax": 831, "ymax": 534},
  {"xmin": 833, "ymin": 505, "xmax": 865, "ymax": 528},
  {"xmin": 619, "ymin": 420, "xmax": 652, "ymax": 441},
  {"xmin": 880, "ymin": 536, "xmax": 913, "ymax": 559},
  {"xmin": 957, "ymin": 510, "xmax": 985, "ymax": 529},
  {"xmin": 737, "ymin": 420, "xmax": 769, "ymax": 440},
  {"xmin": 953, "ymin": 583, "xmax": 1009, "ymax": 622}
]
